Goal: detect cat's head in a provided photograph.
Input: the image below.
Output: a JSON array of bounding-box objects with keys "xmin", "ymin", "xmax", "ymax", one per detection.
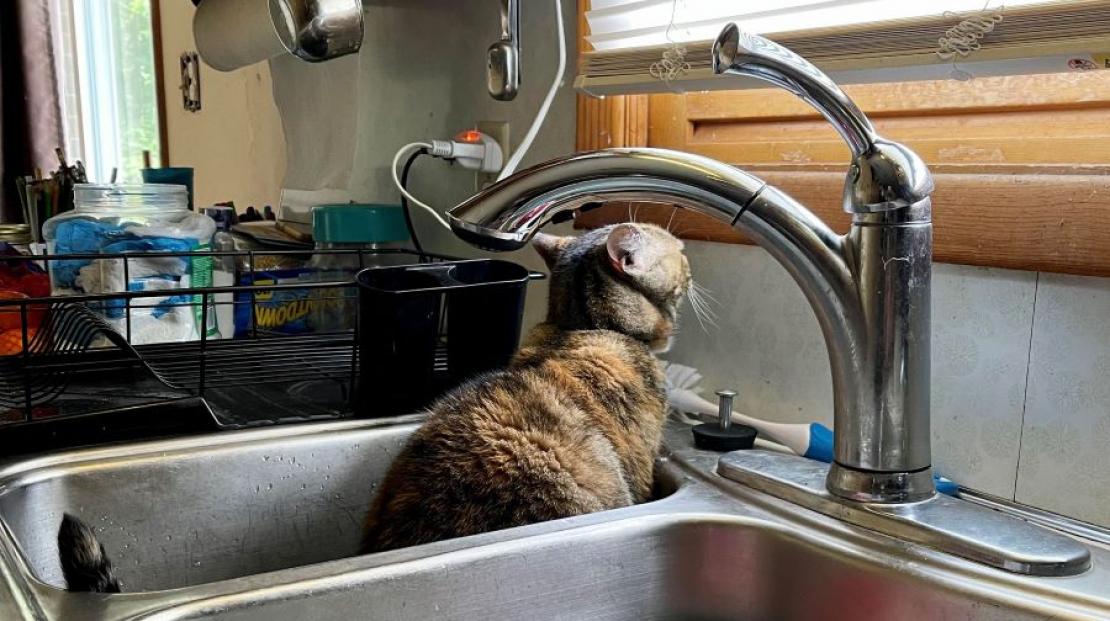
[{"xmin": 533, "ymin": 223, "xmax": 691, "ymax": 352}]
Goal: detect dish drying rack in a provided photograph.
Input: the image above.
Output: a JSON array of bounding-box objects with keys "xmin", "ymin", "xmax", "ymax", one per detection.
[{"xmin": 0, "ymin": 248, "xmax": 456, "ymax": 455}]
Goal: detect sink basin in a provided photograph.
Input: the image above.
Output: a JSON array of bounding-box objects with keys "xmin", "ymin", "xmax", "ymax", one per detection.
[
  {"xmin": 158, "ymin": 514, "xmax": 1098, "ymax": 621},
  {"xmin": 0, "ymin": 416, "xmax": 1105, "ymax": 620},
  {"xmin": 0, "ymin": 416, "xmax": 419, "ymax": 593}
]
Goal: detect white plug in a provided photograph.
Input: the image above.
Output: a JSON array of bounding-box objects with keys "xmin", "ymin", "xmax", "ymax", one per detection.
[{"xmin": 428, "ymin": 130, "xmax": 503, "ymax": 173}]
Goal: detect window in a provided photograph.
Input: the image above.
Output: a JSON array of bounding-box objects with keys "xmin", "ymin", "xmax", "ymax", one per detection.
[
  {"xmin": 578, "ymin": 0, "xmax": 1110, "ymax": 94},
  {"xmin": 50, "ymin": 0, "xmax": 162, "ymax": 183},
  {"xmin": 574, "ymin": 0, "xmax": 1110, "ymax": 277}
]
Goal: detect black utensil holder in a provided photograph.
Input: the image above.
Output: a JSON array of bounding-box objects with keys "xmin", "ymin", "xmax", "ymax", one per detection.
[{"xmin": 356, "ymin": 259, "xmax": 538, "ymax": 417}]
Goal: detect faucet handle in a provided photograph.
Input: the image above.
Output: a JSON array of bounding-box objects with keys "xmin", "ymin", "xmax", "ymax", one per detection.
[
  {"xmin": 844, "ymin": 140, "xmax": 934, "ymax": 214},
  {"xmin": 712, "ymin": 23, "xmax": 934, "ymax": 214}
]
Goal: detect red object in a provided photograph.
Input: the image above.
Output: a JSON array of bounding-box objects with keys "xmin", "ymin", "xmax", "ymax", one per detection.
[
  {"xmin": 0, "ymin": 291, "xmax": 28, "ymax": 331},
  {"xmin": 0, "ymin": 326, "xmax": 37, "ymax": 356},
  {"xmin": 0, "ymin": 255, "xmax": 50, "ymax": 339},
  {"xmin": 456, "ymin": 129, "xmax": 483, "ymax": 144},
  {"xmin": 0, "ymin": 289, "xmax": 44, "ymax": 336}
]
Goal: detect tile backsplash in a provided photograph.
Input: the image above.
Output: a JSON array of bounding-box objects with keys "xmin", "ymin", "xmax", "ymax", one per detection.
[
  {"xmin": 666, "ymin": 241, "xmax": 1110, "ymax": 527},
  {"xmin": 1017, "ymin": 274, "xmax": 1110, "ymax": 525}
]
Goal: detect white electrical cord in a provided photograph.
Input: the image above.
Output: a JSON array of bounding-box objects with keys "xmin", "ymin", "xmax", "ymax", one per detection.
[
  {"xmin": 390, "ymin": 0, "xmax": 566, "ymax": 227},
  {"xmin": 391, "ymin": 142, "xmax": 452, "ymax": 230},
  {"xmin": 497, "ymin": 0, "xmax": 566, "ymax": 182}
]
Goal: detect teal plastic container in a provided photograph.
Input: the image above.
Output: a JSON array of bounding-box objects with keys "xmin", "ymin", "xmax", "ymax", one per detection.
[
  {"xmin": 312, "ymin": 204, "xmax": 409, "ymax": 244},
  {"xmin": 310, "ymin": 204, "xmax": 413, "ymax": 333}
]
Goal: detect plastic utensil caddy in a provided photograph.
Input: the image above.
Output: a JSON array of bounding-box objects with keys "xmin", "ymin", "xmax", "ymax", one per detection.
[{"xmin": 356, "ymin": 259, "xmax": 542, "ymax": 416}]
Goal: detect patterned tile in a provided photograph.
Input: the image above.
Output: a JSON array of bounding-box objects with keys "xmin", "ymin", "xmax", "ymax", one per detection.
[
  {"xmin": 929, "ymin": 263, "xmax": 1035, "ymax": 497},
  {"xmin": 665, "ymin": 242, "xmax": 1036, "ymax": 498},
  {"xmin": 1017, "ymin": 273, "xmax": 1110, "ymax": 527},
  {"xmin": 665, "ymin": 242, "xmax": 834, "ymax": 428}
]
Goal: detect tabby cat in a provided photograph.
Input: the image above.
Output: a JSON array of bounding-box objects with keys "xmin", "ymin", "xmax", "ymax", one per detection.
[
  {"xmin": 56, "ymin": 222, "xmax": 691, "ymax": 590},
  {"xmin": 362, "ymin": 222, "xmax": 691, "ymax": 552}
]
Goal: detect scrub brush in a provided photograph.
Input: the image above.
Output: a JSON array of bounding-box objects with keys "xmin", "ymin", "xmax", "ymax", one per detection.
[{"xmin": 664, "ymin": 362, "xmax": 960, "ymax": 497}]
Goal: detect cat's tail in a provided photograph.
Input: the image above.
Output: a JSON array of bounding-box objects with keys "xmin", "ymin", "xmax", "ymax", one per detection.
[{"xmin": 57, "ymin": 513, "xmax": 121, "ymax": 593}]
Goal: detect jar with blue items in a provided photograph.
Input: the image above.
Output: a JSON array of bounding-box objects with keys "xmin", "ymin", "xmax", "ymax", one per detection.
[
  {"xmin": 42, "ymin": 184, "xmax": 217, "ymax": 344},
  {"xmin": 310, "ymin": 204, "xmax": 413, "ymax": 332}
]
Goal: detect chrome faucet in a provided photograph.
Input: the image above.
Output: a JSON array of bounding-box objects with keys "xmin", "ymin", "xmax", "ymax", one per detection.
[
  {"xmin": 455, "ymin": 22, "xmax": 935, "ymax": 504},
  {"xmin": 448, "ymin": 25, "xmax": 1090, "ymax": 576}
]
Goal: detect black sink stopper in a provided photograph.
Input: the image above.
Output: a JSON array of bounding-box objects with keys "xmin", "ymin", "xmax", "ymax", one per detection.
[{"xmin": 691, "ymin": 389, "xmax": 758, "ymax": 451}]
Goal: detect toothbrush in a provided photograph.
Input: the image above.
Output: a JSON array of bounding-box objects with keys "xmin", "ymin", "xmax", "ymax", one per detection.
[{"xmin": 665, "ymin": 363, "xmax": 959, "ymax": 496}]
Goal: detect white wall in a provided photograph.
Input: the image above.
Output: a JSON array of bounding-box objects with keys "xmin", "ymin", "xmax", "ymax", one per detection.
[
  {"xmin": 157, "ymin": 1, "xmax": 286, "ymax": 211},
  {"xmin": 268, "ymin": 0, "xmax": 577, "ymax": 327}
]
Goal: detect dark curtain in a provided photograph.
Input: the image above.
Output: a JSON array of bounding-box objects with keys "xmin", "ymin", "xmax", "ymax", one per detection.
[{"xmin": 0, "ymin": 0, "xmax": 63, "ymax": 222}]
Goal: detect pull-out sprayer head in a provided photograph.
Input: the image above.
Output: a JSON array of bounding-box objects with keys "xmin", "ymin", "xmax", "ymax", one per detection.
[{"xmin": 488, "ymin": 0, "xmax": 521, "ymax": 100}]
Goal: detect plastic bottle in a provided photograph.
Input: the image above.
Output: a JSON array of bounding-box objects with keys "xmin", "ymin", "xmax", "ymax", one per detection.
[{"xmin": 211, "ymin": 225, "xmax": 237, "ymax": 339}]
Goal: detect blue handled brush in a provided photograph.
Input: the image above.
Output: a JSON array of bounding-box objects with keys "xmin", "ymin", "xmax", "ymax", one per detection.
[{"xmin": 665, "ymin": 363, "xmax": 958, "ymax": 496}]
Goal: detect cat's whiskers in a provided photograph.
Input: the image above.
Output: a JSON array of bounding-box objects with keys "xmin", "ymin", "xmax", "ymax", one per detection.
[
  {"xmin": 691, "ymin": 280, "xmax": 719, "ymax": 305},
  {"xmin": 685, "ymin": 279, "xmax": 719, "ymax": 334}
]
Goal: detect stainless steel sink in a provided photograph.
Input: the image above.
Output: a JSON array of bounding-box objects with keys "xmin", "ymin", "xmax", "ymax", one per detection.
[
  {"xmin": 0, "ymin": 416, "xmax": 418, "ymax": 593},
  {"xmin": 0, "ymin": 416, "xmax": 1106, "ymax": 620}
]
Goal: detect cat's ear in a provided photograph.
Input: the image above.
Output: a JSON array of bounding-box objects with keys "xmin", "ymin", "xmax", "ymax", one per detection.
[
  {"xmin": 532, "ymin": 233, "xmax": 571, "ymax": 269},
  {"xmin": 606, "ymin": 224, "xmax": 646, "ymax": 275}
]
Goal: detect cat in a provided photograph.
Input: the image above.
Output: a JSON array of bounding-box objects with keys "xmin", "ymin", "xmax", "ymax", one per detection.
[
  {"xmin": 56, "ymin": 222, "xmax": 691, "ymax": 590},
  {"xmin": 361, "ymin": 222, "xmax": 691, "ymax": 553},
  {"xmin": 58, "ymin": 513, "xmax": 121, "ymax": 592}
]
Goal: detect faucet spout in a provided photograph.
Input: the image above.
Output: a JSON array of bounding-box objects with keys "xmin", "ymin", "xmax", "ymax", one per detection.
[{"xmin": 448, "ymin": 147, "xmax": 934, "ymax": 503}]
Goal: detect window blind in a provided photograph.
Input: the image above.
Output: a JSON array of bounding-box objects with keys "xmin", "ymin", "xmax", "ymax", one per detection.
[{"xmin": 577, "ymin": 0, "xmax": 1110, "ymax": 95}]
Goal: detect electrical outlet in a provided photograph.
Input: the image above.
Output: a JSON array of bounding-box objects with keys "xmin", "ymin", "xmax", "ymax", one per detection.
[{"xmin": 476, "ymin": 121, "xmax": 510, "ymax": 189}]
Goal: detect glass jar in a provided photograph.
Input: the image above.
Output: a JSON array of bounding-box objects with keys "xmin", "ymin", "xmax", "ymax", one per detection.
[
  {"xmin": 42, "ymin": 184, "xmax": 217, "ymax": 344},
  {"xmin": 309, "ymin": 204, "xmax": 412, "ymax": 332},
  {"xmin": 0, "ymin": 224, "xmax": 32, "ymax": 255}
]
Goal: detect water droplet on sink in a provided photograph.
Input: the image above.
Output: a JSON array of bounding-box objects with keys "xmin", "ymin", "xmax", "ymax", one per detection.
[
  {"xmin": 300, "ymin": 483, "xmax": 307, "ymax": 490},
  {"xmin": 165, "ymin": 535, "xmax": 172, "ymax": 541},
  {"xmin": 267, "ymin": 483, "xmax": 273, "ymax": 490}
]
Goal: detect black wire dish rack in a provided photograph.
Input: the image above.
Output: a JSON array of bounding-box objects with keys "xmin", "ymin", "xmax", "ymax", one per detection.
[{"xmin": 0, "ymin": 248, "xmax": 467, "ymax": 456}]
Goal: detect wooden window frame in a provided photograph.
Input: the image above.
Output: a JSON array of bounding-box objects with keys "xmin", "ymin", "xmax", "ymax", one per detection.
[
  {"xmin": 151, "ymin": 0, "xmax": 170, "ymax": 167},
  {"xmin": 574, "ymin": 1, "xmax": 1110, "ymax": 278}
]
